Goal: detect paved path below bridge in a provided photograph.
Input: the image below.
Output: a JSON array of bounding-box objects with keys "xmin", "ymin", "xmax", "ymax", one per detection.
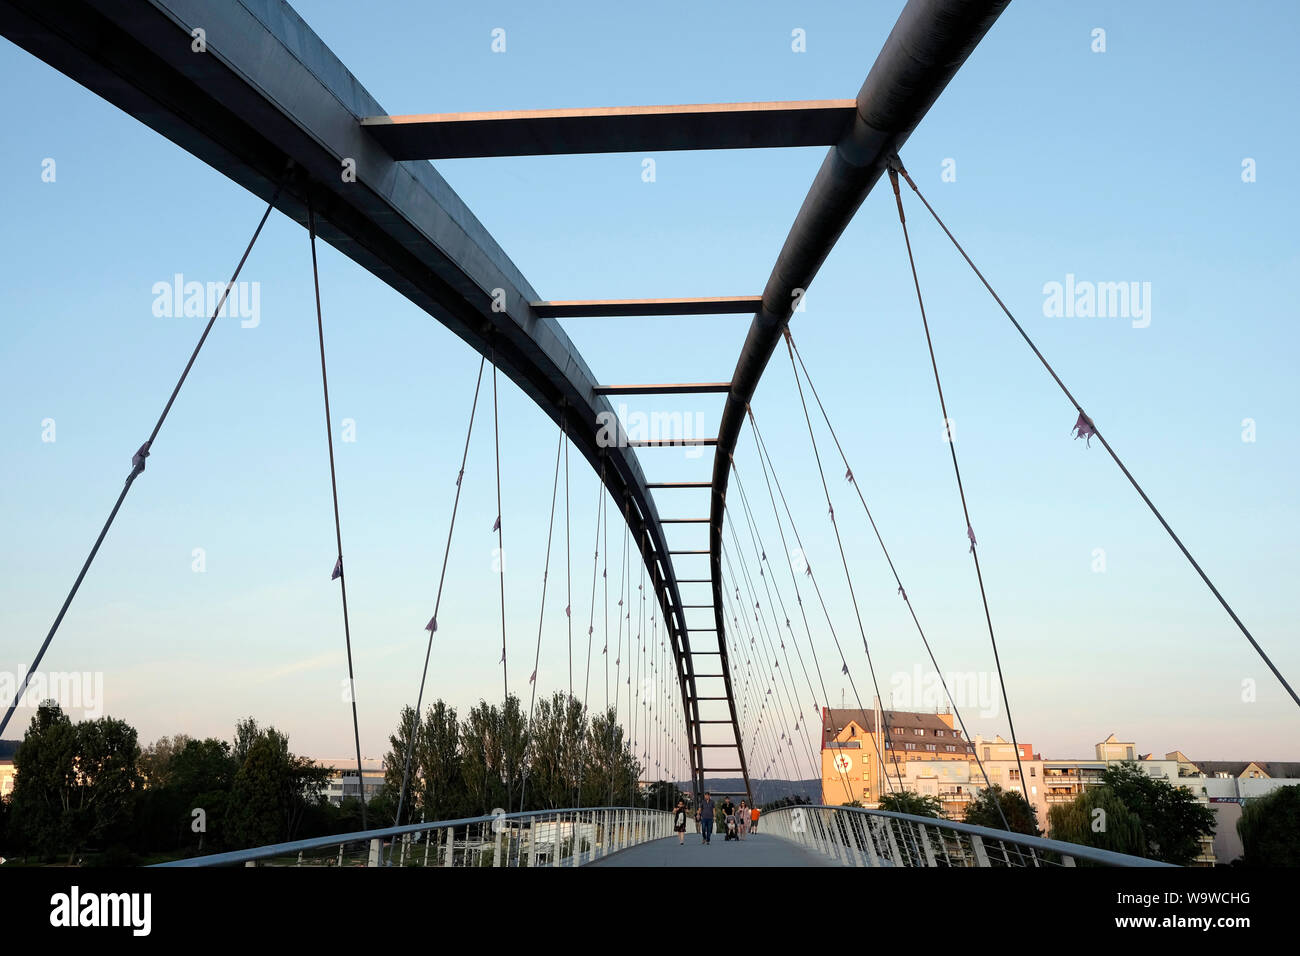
[{"xmin": 588, "ymin": 833, "xmax": 833, "ymax": 867}]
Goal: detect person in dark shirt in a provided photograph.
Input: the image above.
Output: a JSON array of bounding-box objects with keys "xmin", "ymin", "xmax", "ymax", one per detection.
[{"xmin": 699, "ymin": 793, "xmax": 715, "ymax": 844}]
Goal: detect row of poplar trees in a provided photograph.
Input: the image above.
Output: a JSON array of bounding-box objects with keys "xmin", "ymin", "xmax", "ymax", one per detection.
[{"xmin": 382, "ymin": 692, "xmax": 645, "ymax": 822}]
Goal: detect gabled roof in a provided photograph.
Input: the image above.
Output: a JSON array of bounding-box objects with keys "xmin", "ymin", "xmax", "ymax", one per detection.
[
  {"xmin": 823, "ymin": 709, "xmax": 973, "ymax": 754},
  {"xmin": 1258, "ymin": 762, "xmax": 1300, "ymax": 779},
  {"xmin": 1190, "ymin": 761, "xmax": 1256, "ymax": 777}
]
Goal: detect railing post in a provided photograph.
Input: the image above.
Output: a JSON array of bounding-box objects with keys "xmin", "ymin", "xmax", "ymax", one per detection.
[
  {"xmin": 367, "ymin": 838, "xmax": 381, "ymax": 867},
  {"xmin": 918, "ymin": 824, "xmax": 937, "ymax": 868},
  {"xmin": 494, "ymin": 822, "xmax": 504, "ymax": 868},
  {"xmin": 423, "ymin": 830, "xmax": 431, "ymax": 867},
  {"xmin": 970, "ymin": 834, "xmax": 992, "ymax": 867},
  {"xmin": 846, "ymin": 815, "xmax": 865, "ymax": 868},
  {"xmin": 883, "ymin": 818, "xmax": 904, "ymax": 867},
  {"xmin": 337, "ymin": 843, "xmax": 344, "ymax": 867},
  {"xmin": 553, "ymin": 814, "xmax": 562, "ymax": 868},
  {"xmin": 443, "ymin": 826, "xmax": 454, "ymax": 867},
  {"xmin": 572, "ymin": 812, "xmax": 582, "ymax": 867},
  {"xmin": 860, "ymin": 816, "xmax": 880, "ymax": 867},
  {"xmin": 529, "ymin": 816, "xmax": 538, "ymax": 868}
]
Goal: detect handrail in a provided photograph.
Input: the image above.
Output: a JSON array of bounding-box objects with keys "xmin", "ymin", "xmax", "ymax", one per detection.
[
  {"xmin": 762, "ymin": 804, "xmax": 1175, "ymax": 868},
  {"xmin": 154, "ymin": 806, "xmax": 671, "ymax": 868}
]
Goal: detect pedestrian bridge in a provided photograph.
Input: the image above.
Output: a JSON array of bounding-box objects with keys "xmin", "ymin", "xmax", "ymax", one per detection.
[{"xmin": 155, "ymin": 806, "xmax": 1172, "ymax": 869}]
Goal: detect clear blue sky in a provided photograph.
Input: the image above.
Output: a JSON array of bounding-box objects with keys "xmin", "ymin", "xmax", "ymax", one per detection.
[{"xmin": 1, "ymin": 0, "xmax": 1297, "ymax": 776}]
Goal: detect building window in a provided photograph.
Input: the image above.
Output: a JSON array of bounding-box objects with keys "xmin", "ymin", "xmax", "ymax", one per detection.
[
  {"xmin": 905, "ymin": 743, "xmax": 916, "ymax": 750},
  {"xmin": 935, "ymin": 730, "xmax": 944, "ymax": 737},
  {"xmin": 945, "ymin": 745, "xmax": 956, "ymax": 753},
  {"xmin": 1030, "ymin": 767, "xmax": 1036, "ymax": 777}
]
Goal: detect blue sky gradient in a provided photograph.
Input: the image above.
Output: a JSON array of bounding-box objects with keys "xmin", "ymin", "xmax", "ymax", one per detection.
[{"xmin": 1, "ymin": 0, "xmax": 1296, "ymax": 775}]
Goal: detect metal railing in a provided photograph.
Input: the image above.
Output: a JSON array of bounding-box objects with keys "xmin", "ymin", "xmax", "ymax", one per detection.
[
  {"xmin": 153, "ymin": 807, "xmax": 673, "ymax": 868},
  {"xmin": 761, "ymin": 804, "xmax": 1174, "ymax": 868}
]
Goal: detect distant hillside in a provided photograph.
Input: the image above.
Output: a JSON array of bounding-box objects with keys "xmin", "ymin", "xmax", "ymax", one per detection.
[
  {"xmin": 682, "ymin": 778, "xmax": 818, "ymax": 804},
  {"xmin": 0, "ymin": 739, "xmax": 19, "ymax": 760}
]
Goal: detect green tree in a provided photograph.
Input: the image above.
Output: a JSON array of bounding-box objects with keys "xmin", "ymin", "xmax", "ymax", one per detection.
[
  {"xmin": 168, "ymin": 738, "xmax": 237, "ymax": 852},
  {"xmin": 8, "ymin": 702, "xmax": 143, "ymax": 863},
  {"xmin": 138, "ymin": 734, "xmax": 191, "ymax": 789},
  {"xmin": 641, "ymin": 779, "xmax": 685, "ymax": 810},
  {"xmin": 964, "ymin": 784, "xmax": 1040, "ymax": 836},
  {"xmin": 524, "ymin": 692, "xmax": 585, "ymax": 810},
  {"xmin": 384, "ymin": 705, "xmax": 422, "ymax": 824},
  {"xmin": 1101, "ymin": 762, "xmax": 1215, "ymax": 866},
  {"xmin": 460, "ymin": 700, "xmax": 504, "ymax": 815},
  {"xmin": 385, "ymin": 700, "xmax": 467, "ymax": 823},
  {"xmin": 224, "ymin": 724, "xmax": 329, "ymax": 849},
  {"xmin": 583, "ymin": 708, "xmax": 640, "ymax": 806},
  {"xmin": 416, "ymin": 700, "xmax": 464, "ymax": 820},
  {"xmin": 878, "ymin": 791, "xmax": 945, "ymax": 818},
  {"xmin": 1047, "ymin": 785, "xmax": 1145, "ymax": 862},
  {"xmin": 1237, "ymin": 786, "xmax": 1300, "ymax": 866},
  {"xmin": 8, "ymin": 701, "xmax": 79, "ymax": 860}
]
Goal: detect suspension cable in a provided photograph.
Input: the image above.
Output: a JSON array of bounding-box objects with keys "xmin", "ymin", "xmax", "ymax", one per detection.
[
  {"xmin": 307, "ymin": 199, "xmax": 370, "ymax": 831},
  {"xmin": 731, "ymin": 460, "xmax": 855, "ymax": 805},
  {"xmin": 392, "ymin": 356, "xmax": 486, "ymax": 833},
  {"xmin": 887, "ymin": 167, "xmax": 1032, "ymax": 811},
  {"xmin": 0, "ymin": 185, "xmax": 282, "ymax": 738},
  {"xmin": 890, "ymin": 157, "xmax": 1298, "ymax": 712},
  {"xmin": 519, "ymin": 424, "xmax": 565, "ymax": 812},
  {"xmin": 783, "ymin": 331, "xmax": 906, "ymax": 798},
  {"xmin": 785, "ymin": 332, "xmax": 1014, "ymax": 833},
  {"xmin": 490, "ymin": 344, "xmax": 512, "ymax": 812}
]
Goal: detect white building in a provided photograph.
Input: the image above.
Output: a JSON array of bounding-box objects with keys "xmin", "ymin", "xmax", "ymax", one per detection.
[{"xmin": 314, "ymin": 757, "xmax": 385, "ymax": 806}]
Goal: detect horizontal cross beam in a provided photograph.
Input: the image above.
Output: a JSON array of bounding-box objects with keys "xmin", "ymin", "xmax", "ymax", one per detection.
[
  {"xmin": 594, "ymin": 382, "xmax": 731, "ymax": 395},
  {"xmin": 361, "ymin": 100, "xmax": 857, "ymax": 158},
  {"xmin": 628, "ymin": 438, "xmax": 719, "ymax": 448},
  {"xmin": 535, "ymin": 297, "xmax": 760, "ymax": 318}
]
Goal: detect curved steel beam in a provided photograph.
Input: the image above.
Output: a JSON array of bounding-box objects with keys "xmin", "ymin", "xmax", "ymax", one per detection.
[
  {"xmin": 0, "ymin": 0, "xmax": 704, "ymax": 791},
  {"xmin": 707, "ymin": 0, "xmax": 1011, "ymax": 788}
]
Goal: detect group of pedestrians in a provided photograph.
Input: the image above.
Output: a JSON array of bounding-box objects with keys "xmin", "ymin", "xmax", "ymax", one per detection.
[{"xmin": 672, "ymin": 792, "xmax": 760, "ymax": 846}]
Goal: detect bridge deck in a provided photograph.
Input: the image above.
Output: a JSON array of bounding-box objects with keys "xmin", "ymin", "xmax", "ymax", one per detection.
[{"xmin": 588, "ymin": 834, "xmax": 832, "ymax": 868}]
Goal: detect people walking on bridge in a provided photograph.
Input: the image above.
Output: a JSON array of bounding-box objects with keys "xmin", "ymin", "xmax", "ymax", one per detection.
[
  {"xmin": 750, "ymin": 805, "xmax": 760, "ymax": 833},
  {"xmin": 699, "ymin": 792, "xmax": 715, "ymax": 844},
  {"xmin": 673, "ymin": 800, "xmax": 688, "ymax": 845},
  {"xmin": 738, "ymin": 800, "xmax": 749, "ymax": 839}
]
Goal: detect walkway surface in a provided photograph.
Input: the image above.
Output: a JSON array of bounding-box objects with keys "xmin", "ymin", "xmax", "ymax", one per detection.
[{"xmin": 588, "ymin": 833, "xmax": 833, "ymax": 867}]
